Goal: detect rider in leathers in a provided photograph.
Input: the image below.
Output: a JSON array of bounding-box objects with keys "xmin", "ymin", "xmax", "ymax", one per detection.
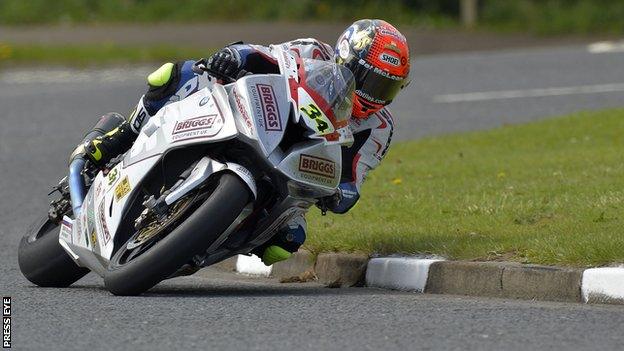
[{"xmin": 74, "ymin": 19, "xmax": 411, "ymax": 265}]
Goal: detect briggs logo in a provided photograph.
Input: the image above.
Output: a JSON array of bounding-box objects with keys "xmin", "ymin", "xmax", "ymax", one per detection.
[
  {"xmin": 257, "ymin": 84, "xmax": 282, "ymax": 131},
  {"xmin": 379, "ymin": 53, "xmax": 400, "ymax": 66},
  {"xmin": 173, "ymin": 115, "xmax": 216, "ymax": 134},
  {"xmin": 299, "ymin": 154, "xmax": 336, "ymax": 179}
]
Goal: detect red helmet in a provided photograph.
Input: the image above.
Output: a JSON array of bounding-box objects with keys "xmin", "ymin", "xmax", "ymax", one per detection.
[{"xmin": 335, "ymin": 19, "xmax": 410, "ymax": 118}]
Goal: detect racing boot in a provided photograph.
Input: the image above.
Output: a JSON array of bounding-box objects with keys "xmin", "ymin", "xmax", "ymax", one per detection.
[
  {"xmin": 69, "ymin": 112, "xmax": 126, "ymax": 165},
  {"xmin": 82, "ymin": 116, "xmax": 137, "ymax": 169},
  {"xmin": 257, "ymin": 215, "xmax": 306, "ymax": 266}
]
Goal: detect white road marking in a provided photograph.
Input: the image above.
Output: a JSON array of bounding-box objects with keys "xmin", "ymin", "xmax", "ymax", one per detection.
[
  {"xmin": 588, "ymin": 40, "xmax": 624, "ymax": 54},
  {"xmin": 433, "ymin": 83, "xmax": 624, "ymax": 103}
]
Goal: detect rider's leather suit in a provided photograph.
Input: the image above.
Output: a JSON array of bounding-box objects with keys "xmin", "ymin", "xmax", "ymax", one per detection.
[{"xmin": 87, "ymin": 39, "xmax": 395, "ymax": 255}]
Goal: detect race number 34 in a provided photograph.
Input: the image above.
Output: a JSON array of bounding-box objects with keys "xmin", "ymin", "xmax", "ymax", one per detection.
[
  {"xmin": 3, "ymin": 296, "xmax": 10, "ymax": 349},
  {"xmin": 300, "ymin": 104, "xmax": 330, "ymax": 133}
]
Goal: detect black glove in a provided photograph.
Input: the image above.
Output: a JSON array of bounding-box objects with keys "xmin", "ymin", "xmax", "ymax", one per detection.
[
  {"xmin": 316, "ymin": 190, "xmax": 343, "ymax": 215},
  {"xmin": 206, "ymin": 47, "xmax": 242, "ymax": 80}
]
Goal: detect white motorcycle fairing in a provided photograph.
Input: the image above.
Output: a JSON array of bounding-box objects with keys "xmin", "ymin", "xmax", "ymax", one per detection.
[
  {"xmin": 58, "ymin": 47, "xmax": 355, "ymax": 278},
  {"xmin": 58, "ymin": 84, "xmax": 259, "ymax": 276}
]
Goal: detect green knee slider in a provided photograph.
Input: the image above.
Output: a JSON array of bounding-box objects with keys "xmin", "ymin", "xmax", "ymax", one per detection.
[{"xmin": 262, "ymin": 245, "xmax": 292, "ymax": 265}]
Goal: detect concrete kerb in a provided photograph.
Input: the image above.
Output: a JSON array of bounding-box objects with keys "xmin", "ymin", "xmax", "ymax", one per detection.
[
  {"xmin": 272, "ymin": 250, "xmax": 316, "ymax": 281},
  {"xmin": 366, "ymin": 257, "xmax": 442, "ymax": 292},
  {"xmin": 315, "ymin": 253, "xmax": 369, "ymax": 287},
  {"xmin": 227, "ymin": 251, "xmax": 624, "ymax": 305},
  {"xmin": 425, "ymin": 261, "xmax": 584, "ymax": 302},
  {"xmin": 581, "ymin": 267, "xmax": 624, "ymax": 304}
]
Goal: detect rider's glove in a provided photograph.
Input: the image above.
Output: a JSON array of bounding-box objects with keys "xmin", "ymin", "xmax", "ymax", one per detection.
[
  {"xmin": 316, "ymin": 182, "xmax": 361, "ymax": 214},
  {"xmin": 316, "ymin": 189, "xmax": 343, "ymax": 215},
  {"xmin": 206, "ymin": 47, "xmax": 242, "ymax": 80}
]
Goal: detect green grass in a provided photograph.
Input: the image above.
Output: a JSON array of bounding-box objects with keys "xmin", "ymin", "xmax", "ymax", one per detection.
[
  {"xmin": 306, "ymin": 109, "xmax": 624, "ymax": 267},
  {"xmin": 0, "ymin": 0, "xmax": 454, "ymax": 28},
  {"xmin": 480, "ymin": 0, "xmax": 624, "ymax": 35},
  {"xmin": 2, "ymin": 0, "xmax": 624, "ymax": 35},
  {"xmin": 0, "ymin": 43, "xmax": 212, "ymax": 66}
]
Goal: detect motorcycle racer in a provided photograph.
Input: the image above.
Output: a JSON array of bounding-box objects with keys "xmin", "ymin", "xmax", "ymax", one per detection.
[{"xmin": 72, "ymin": 19, "xmax": 410, "ymax": 266}]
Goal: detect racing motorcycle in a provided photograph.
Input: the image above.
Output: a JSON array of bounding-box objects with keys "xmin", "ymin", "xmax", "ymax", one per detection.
[{"xmin": 18, "ymin": 48, "xmax": 355, "ymax": 295}]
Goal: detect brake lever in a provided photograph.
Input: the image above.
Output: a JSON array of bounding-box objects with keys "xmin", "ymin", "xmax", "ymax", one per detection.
[{"xmin": 192, "ymin": 59, "xmax": 242, "ymax": 84}]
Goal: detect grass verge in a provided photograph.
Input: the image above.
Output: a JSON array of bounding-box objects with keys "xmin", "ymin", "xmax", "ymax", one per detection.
[
  {"xmin": 2, "ymin": 0, "xmax": 624, "ymax": 35},
  {"xmin": 0, "ymin": 43, "xmax": 212, "ymax": 67},
  {"xmin": 306, "ymin": 109, "xmax": 624, "ymax": 267}
]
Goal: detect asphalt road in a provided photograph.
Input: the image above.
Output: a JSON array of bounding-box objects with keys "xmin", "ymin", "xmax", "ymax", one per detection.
[{"xmin": 2, "ymin": 44, "xmax": 624, "ymax": 350}]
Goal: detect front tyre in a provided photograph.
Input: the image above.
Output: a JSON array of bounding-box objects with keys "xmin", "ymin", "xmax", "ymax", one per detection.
[
  {"xmin": 18, "ymin": 217, "xmax": 90, "ymax": 287},
  {"xmin": 104, "ymin": 173, "xmax": 250, "ymax": 296}
]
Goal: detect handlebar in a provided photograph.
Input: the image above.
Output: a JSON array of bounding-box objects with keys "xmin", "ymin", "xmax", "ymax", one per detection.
[{"xmin": 192, "ymin": 59, "xmax": 249, "ymax": 84}]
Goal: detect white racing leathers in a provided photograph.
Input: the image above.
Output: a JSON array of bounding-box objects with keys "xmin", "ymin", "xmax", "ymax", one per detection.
[
  {"xmin": 127, "ymin": 38, "xmax": 394, "ymax": 250},
  {"xmin": 278, "ymin": 39, "xmax": 394, "ymax": 214}
]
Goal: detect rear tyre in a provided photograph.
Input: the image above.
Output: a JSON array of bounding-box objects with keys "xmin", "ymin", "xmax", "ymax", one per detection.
[
  {"xmin": 104, "ymin": 173, "xmax": 250, "ymax": 296},
  {"xmin": 18, "ymin": 217, "xmax": 90, "ymax": 287}
]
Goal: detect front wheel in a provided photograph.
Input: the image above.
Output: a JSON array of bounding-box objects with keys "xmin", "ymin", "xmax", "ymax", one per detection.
[
  {"xmin": 18, "ymin": 217, "xmax": 90, "ymax": 287},
  {"xmin": 104, "ymin": 173, "xmax": 250, "ymax": 296}
]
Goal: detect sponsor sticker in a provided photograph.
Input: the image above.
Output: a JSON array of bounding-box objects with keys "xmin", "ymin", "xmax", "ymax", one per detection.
[
  {"xmin": 94, "ymin": 181, "xmax": 103, "ymax": 199},
  {"xmin": 171, "ymin": 114, "xmax": 223, "ymax": 141},
  {"xmin": 379, "ymin": 52, "xmax": 400, "ymax": 66},
  {"xmin": 86, "ymin": 207, "xmax": 96, "ymax": 242},
  {"xmin": 281, "ymin": 49, "xmax": 292, "ymax": 69},
  {"xmin": 107, "ymin": 167, "xmax": 119, "ymax": 186},
  {"xmin": 173, "ymin": 115, "xmax": 217, "ymax": 135},
  {"xmin": 81, "ymin": 211, "xmax": 90, "ymax": 247},
  {"xmin": 359, "ymin": 59, "xmax": 403, "ymax": 81},
  {"xmin": 114, "ymin": 176, "xmax": 131, "ymax": 202},
  {"xmin": 256, "ymin": 84, "xmax": 282, "ymax": 131},
  {"xmin": 379, "ymin": 27, "xmax": 404, "ymax": 40},
  {"xmin": 233, "ymin": 89, "xmax": 253, "ymax": 131},
  {"xmin": 60, "ymin": 219, "xmax": 73, "ymax": 243},
  {"xmin": 298, "ymin": 154, "xmax": 336, "ymax": 179},
  {"xmin": 98, "ymin": 201, "xmax": 111, "ymax": 244},
  {"xmin": 356, "ymin": 89, "xmax": 386, "ymax": 105},
  {"xmin": 90, "ymin": 230, "xmax": 98, "ymax": 246},
  {"xmin": 73, "ymin": 218, "xmax": 82, "ymax": 246},
  {"xmin": 199, "ymin": 96, "xmax": 210, "ymax": 106}
]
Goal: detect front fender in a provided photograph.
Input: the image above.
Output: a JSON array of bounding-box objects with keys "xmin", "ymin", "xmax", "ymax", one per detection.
[{"xmin": 164, "ymin": 157, "xmax": 257, "ymax": 205}]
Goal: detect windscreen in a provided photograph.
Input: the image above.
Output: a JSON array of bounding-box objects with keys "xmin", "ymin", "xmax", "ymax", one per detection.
[{"xmin": 301, "ymin": 59, "xmax": 355, "ymax": 122}]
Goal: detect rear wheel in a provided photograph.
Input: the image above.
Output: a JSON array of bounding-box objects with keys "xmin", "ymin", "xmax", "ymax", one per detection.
[
  {"xmin": 104, "ymin": 173, "xmax": 250, "ymax": 296},
  {"xmin": 18, "ymin": 217, "xmax": 90, "ymax": 287}
]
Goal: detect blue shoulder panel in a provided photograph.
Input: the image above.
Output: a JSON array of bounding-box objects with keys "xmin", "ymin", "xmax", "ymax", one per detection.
[{"xmin": 144, "ymin": 60, "xmax": 198, "ymax": 115}]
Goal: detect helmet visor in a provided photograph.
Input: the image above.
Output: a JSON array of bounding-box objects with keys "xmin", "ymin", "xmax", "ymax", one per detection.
[{"xmin": 348, "ymin": 59, "xmax": 405, "ymax": 105}]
